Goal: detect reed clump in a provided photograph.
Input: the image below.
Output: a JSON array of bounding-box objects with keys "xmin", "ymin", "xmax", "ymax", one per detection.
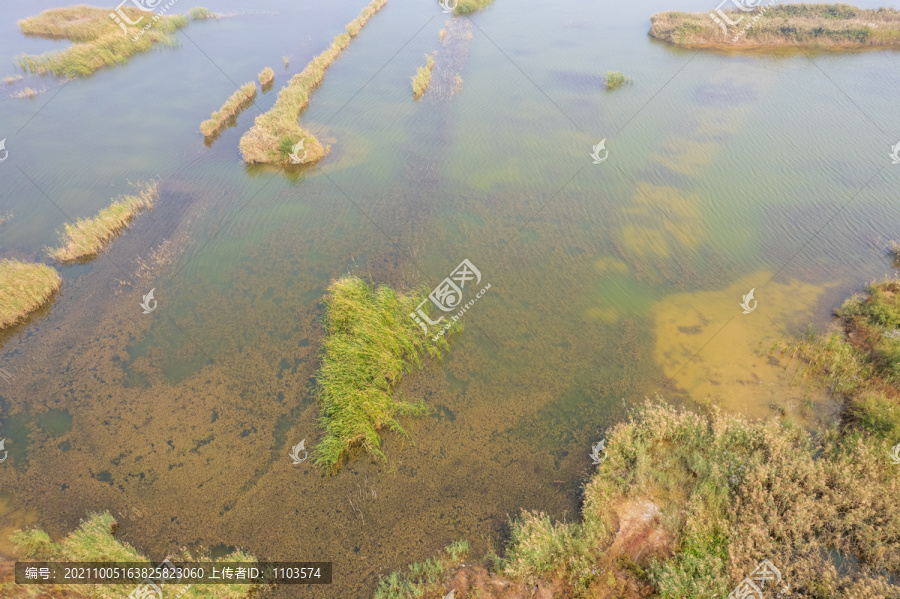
[
  {"xmin": 454, "ymin": 0, "xmax": 495, "ymax": 14},
  {"xmin": 16, "ymin": 6, "xmax": 202, "ymax": 77},
  {"xmin": 3, "ymin": 511, "xmax": 259, "ymax": 597},
  {"xmin": 0, "ymin": 260, "xmax": 61, "ymax": 330},
  {"xmin": 314, "ymin": 276, "xmax": 452, "ymax": 471},
  {"xmin": 650, "ymin": 3, "xmax": 900, "ymax": 48},
  {"xmin": 374, "ymin": 541, "xmax": 469, "ymax": 599},
  {"xmin": 411, "ymin": 54, "xmax": 435, "ymax": 100},
  {"xmin": 48, "ymin": 182, "xmax": 158, "ymax": 262},
  {"xmin": 200, "ymin": 82, "xmax": 257, "ymax": 138},
  {"xmin": 604, "ymin": 70, "xmax": 629, "ymax": 89},
  {"xmin": 187, "ymin": 7, "xmax": 218, "ymax": 19},
  {"xmin": 239, "ymin": 0, "xmax": 387, "ymax": 166},
  {"xmin": 258, "ymin": 66, "xmax": 275, "ymax": 87}
]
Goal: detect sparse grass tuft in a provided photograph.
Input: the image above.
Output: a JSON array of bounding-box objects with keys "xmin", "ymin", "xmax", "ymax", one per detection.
[
  {"xmin": 0, "ymin": 260, "xmax": 61, "ymax": 330},
  {"xmin": 374, "ymin": 540, "xmax": 469, "ymax": 599},
  {"xmin": 48, "ymin": 183, "xmax": 158, "ymax": 262},
  {"xmin": 4, "ymin": 75, "xmax": 22, "ymax": 84},
  {"xmin": 16, "ymin": 6, "xmax": 199, "ymax": 77},
  {"xmin": 200, "ymin": 82, "xmax": 257, "ymax": 137},
  {"xmin": 187, "ymin": 7, "xmax": 218, "ymax": 19},
  {"xmin": 258, "ymin": 66, "xmax": 274, "ymax": 87},
  {"xmin": 13, "ymin": 87, "xmax": 39, "ymax": 99},
  {"xmin": 411, "ymin": 54, "xmax": 435, "ymax": 100},
  {"xmin": 239, "ymin": 0, "xmax": 387, "ymax": 166},
  {"xmin": 314, "ymin": 276, "xmax": 454, "ymax": 471}
]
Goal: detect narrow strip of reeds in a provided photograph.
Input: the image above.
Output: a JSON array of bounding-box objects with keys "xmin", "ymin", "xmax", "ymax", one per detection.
[
  {"xmin": 200, "ymin": 82, "xmax": 257, "ymax": 138},
  {"xmin": 187, "ymin": 7, "xmax": 218, "ymax": 19},
  {"xmin": 411, "ymin": 54, "xmax": 435, "ymax": 100},
  {"xmin": 239, "ymin": 0, "xmax": 387, "ymax": 166},
  {"xmin": 454, "ymin": 0, "xmax": 495, "ymax": 14},
  {"xmin": 258, "ymin": 66, "xmax": 275, "ymax": 87},
  {"xmin": 47, "ymin": 183, "xmax": 158, "ymax": 262},
  {"xmin": 0, "ymin": 260, "xmax": 61, "ymax": 329}
]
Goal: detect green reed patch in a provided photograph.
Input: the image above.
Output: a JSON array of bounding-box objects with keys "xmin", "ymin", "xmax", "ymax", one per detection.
[
  {"xmin": 258, "ymin": 66, "xmax": 275, "ymax": 87},
  {"xmin": 650, "ymin": 3, "xmax": 900, "ymax": 47},
  {"xmin": 411, "ymin": 54, "xmax": 435, "ymax": 100},
  {"xmin": 15, "ymin": 5, "xmax": 204, "ymax": 77},
  {"xmin": 200, "ymin": 82, "xmax": 257, "ymax": 138},
  {"xmin": 314, "ymin": 276, "xmax": 453, "ymax": 470},
  {"xmin": 0, "ymin": 259, "xmax": 61, "ymax": 330},
  {"xmin": 5, "ymin": 512, "xmax": 258, "ymax": 598},
  {"xmin": 187, "ymin": 7, "xmax": 218, "ymax": 20},
  {"xmin": 239, "ymin": 0, "xmax": 387, "ymax": 166},
  {"xmin": 374, "ymin": 541, "xmax": 468, "ymax": 599},
  {"xmin": 604, "ymin": 71, "xmax": 629, "ymax": 89},
  {"xmin": 48, "ymin": 182, "xmax": 158, "ymax": 262},
  {"xmin": 454, "ymin": 0, "xmax": 496, "ymax": 14}
]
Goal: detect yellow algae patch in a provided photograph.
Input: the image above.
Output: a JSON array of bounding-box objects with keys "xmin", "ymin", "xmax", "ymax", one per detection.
[{"xmin": 654, "ymin": 272, "xmax": 839, "ymax": 420}]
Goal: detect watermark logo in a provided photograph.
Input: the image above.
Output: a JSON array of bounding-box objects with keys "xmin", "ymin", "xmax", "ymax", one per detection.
[
  {"xmin": 589, "ymin": 439, "xmax": 607, "ymax": 465},
  {"xmin": 710, "ymin": 0, "xmax": 776, "ymax": 41},
  {"xmin": 890, "ymin": 141, "xmax": 900, "ymax": 164},
  {"xmin": 410, "ymin": 259, "xmax": 491, "ymax": 341},
  {"xmin": 890, "ymin": 442, "xmax": 900, "ymax": 465},
  {"xmin": 0, "ymin": 439, "xmax": 7, "ymax": 464},
  {"xmin": 140, "ymin": 288, "xmax": 157, "ymax": 314},
  {"xmin": 590, "ymin": 139, "xmax": 608, "ymax": 163},
  {"xmin": 289, "ymin": 139, "xmax": 308, "ymax": 164},
  {"xmin": 110, "ymin": 0, "xmax": 182, "ymax": 42},
  {"xmin": 290, "ymin": 439, "xmax": 309, "ymax": 465},
  {"xmin": 439, "ymin": 0, "xmax": 458, "ymax": 13},
  {"xmin": 0, "ymin": 138, "xmax": 7, "ymax": 163},
  {"xmin": 740, "ymin": 288, "xmax": 757, "ymax": 314},
  {"xmin": 443, "ymin": 590, "xmax": 456, "ymax": 599},
  {"xmin": 729, "ymin": 559, "xmax": 790, "ymax": 599}
]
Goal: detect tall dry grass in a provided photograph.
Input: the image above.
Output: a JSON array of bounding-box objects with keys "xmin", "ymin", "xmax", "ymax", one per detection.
[
  {"xmin": 200, "ymin": 82, "xmax": 257, "ymax": 138},
  {"xmin": 48, "ymin": 183, "xmax": 158, "ymax": 262},
  {"xmin": 258, "ymin": 66, "xmax": 275, "ymax": 87},
  {"xmin": 239, "ymin": 0, "xmax": 387, "ymax": 166},
  {"xmin": 0, "ymin": 260, "xmax": 61, "ymax": 329}
]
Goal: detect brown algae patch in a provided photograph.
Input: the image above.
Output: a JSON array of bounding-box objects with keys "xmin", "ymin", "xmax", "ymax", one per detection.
[
  {"xmin": 653, "ymin": 272, "xmax": 838, "ymax": 421},
  {"xmin": 238, "ymin": 0, "xmax": 387, "ymax": 167},
  {"xmin": 200, "ymin": 82, "xmax": 257, "ymax": 138},
  {"xmin": 15, "ymin": 6, "xmax": 206, "ymax": 78},
  {"xmin": 47, "ymin": 183, "xmax": 158, "ymax": 262},
  {"xmin": 0, "ymin": 260, "xmax": 61, "ymax": 330}
]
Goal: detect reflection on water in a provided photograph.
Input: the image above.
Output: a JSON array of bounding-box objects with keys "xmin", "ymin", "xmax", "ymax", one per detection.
[{"xmin": 0, "ymin": 0, "xmax": 899, "ymax": 596}]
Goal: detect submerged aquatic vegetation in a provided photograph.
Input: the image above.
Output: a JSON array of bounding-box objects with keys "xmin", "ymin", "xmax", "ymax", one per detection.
[
  {"xmin": 258, "ymin": 66, "xmax": 275, "ymax": 87},
  {"xmin": 239, "ymin": 0, "xmax": 387, "ymax": 166},
  {"xmin": 15, "ymin": 6, "xmax": 202, "ymax": 77},
  {"xmin": 314, "ymin": 276, "xmax": 453, "ymax": 470},
  {"xmin": 3, "ymin": 511, "xmax": 259, "ymax": 597},
  {"xmin": 47, "ymin": 183, "xmax": 158, "ymax": 262},
  {"xmin": 0, "ymin": 259, "xmax": 61, "ymax": 330},
  {"xmin": 603, "ymin": 71, "xmax": 629, "ymax": 89},
  {"xmin": 200, "ymin": 82, "xmax": 257, "ymax": 138},
  {"xmin": 374, "ymin": 541, "xmax": 469, "ymax": 599},
  {"xmin": 411, "ymin": 54, "xmax": 435, "ymax": 100},
  {"xmin": 650, "ymin": 4, "xmax": 900, "ymax": 47}
]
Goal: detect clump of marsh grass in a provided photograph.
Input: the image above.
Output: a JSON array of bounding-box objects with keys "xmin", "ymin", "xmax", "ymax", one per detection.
[
  {"xmin": 0, "ymin": 259, "xmax": 61, "ymax": 330},
  {"xmin": 258, "ymin": 66, "xmax": 274, "ymax": 87},
  {"xmin": 374, "ymin": 541, "xmax": 468, "ymax": 599},
  {"xmin": 12, "ymin": 87, "xmax": 39, "ymax": 99},
  {"xmin": 4, "ymin": 512, "xmax": 259, "ymax": 597},
  {"xmin": 889, "ymin": 240, "xmax": 900, "ymax": 266},
  {"xmin": 439, "ymin": 28, "xmax": 447, "ymax": 41},
  {"xmin": 187, "ymin": 7, "xmax": 218, "ymax": 19},
  {"xmin": 15, "ymin": 6, "xmax": 201, "ymax": 77},
  {"xmin": 239, "ymin": 0, "xmax": 387, "ymax": 166},
  {"xmin": 411, "ymin": 54, "xmax": 435, "ymax": 100},
  {"xmin": 454, "ymin": 0, "xmax": 495, "ymax": 14},
  {"xmin": 314, "ymin": 276, "xmax": 453, "ymax": 470},
  {"xmin": 650, "ymin": 4, "xmax": 900, "ymax": 48},
  {"xmin": 200, "ymin": 82, "xmax": 257, "ymax": 138},
  {"xmin": 4, "ymin": 75, "xmax": 22, "ymax": 84},
  {"xmin": 47, "ymin": 182, "xmax": 158, "ymax": 262},
  {"xmin": 604, "ymin": 70, "xmax": 629, "ymax": 89},
  {"xmin": 282, "ymin": 55, "xmax": 290, "ymax": 68}
]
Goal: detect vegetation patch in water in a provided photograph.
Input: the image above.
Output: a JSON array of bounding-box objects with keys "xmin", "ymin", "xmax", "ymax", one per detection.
[
  {"xmin": 0, "ymin": 260, "xmax": 61, "ymax": 330},
  {"xmin": 374, "ymin": 540, "xmax": 469, "ymax": 599},
  {"xmin": 650, "ymin": 4, "xmax": 900, "ymax": 48},
  {"xmin": 314, "ymin": 276, "xmax": 453, "ymax": 470},
  {"xmin": 187, "ymin": 7, "xmax": 219, "ymax": 20},
  {"xmin": 603, "ymin": 71, "xmax": 629, "ymax": 89},
  {"xmin": 239, "ymin": 0, "xmax": 387, "ymax": 167},
  {"xmin": 258, "ymin": 66, "xmax": 275, "ymax": 87},
  {"xmin": 4, "ymin": 511, "xmax": 258, "ymax": 597},
  {"xmin": 15, "ymin": 6, "xmax": 202, "ymax": 77},
  {"xmin": 48, "ymin": 182, "xmax": 158, "ymax": 262},
  {"xmin": 200, "ymin": 82, "xmax": 257, "ymax": 138},
  {"xmin": 412, "ymin": 54, "xmax": 435, "ymax": 100},
  {"xmin": 454, "ymin": 0, "xmax": 496, "ymax": 15}
]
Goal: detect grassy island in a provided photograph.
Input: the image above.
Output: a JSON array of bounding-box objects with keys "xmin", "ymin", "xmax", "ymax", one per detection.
[
  {"xmin": 314, "ymin": 276, "xmax": 452, "ymax": 471},
  {"xmin": 374, "ymin": 276, "xmax": 900, "ymax": 598},
  {"xmin": 200, "ymin": 82, "xmax": 257, "ymax": 138},
  {"xmin": 650, "ymin": 4, "xmax": 900, "ymax": 48},
  {"xmin": 0, "ymin": 260, "xmax": 61, "ymax": 330},
  {"xmin": 258, "ymin": 66, "xmax": 275, "ymax": 87},
  {"xmin": 48, "ymin": 182, "xmax": 158, "ymax": 262},
  {"xmin": 454, "ymin": 0, "xmax": 496, "ymax": 15},
  {"xmin": 412, "ymin": 54, "xmax": 435, "ymax": 100},
  {"xmin": 2, "ymin": 511, "xmax": 257, "ymax": 598},
  {"xmin": 239, "ymin": 0, "xmax": 387, "ymax": 167},
  {"xmin": 15, "ymin": 5, "xmax": 211, "ymax": 78}
]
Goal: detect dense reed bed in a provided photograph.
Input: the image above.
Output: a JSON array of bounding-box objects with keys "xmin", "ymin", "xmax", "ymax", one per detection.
[
  {"xmin": 0, "ymin": 260, "xmax": 61, "ymax": 330},
  {"xmin": 411, "ymin": 54, "xmax": 435, "ymax": 100},
  {"xmin": 200, "ymin": 82, "xmax": 257, "ymax": 138}
]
